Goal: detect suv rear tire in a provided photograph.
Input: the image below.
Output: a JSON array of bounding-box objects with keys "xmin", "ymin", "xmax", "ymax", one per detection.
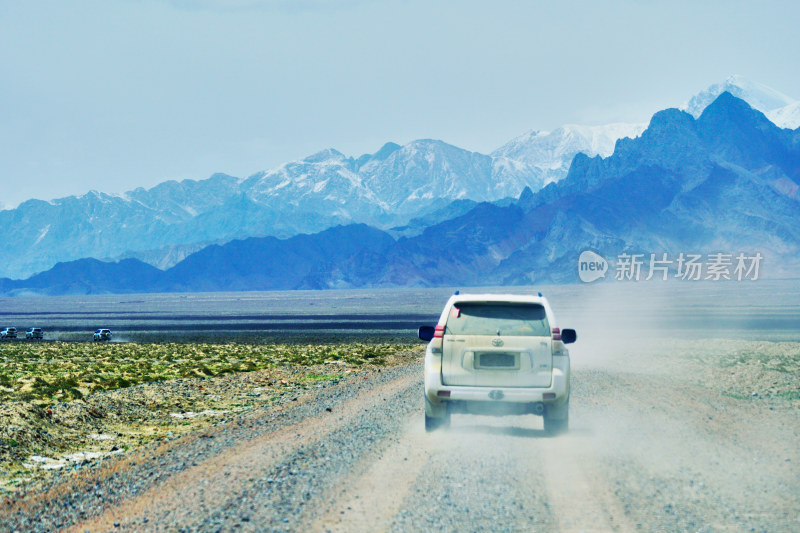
[
  {"xmin": 425, "ymin": 412, "xmax": 451, "ymax": 432},
  {"xmin": 543, "ymin": 399, "xmax": 569, "ymax": 435},
  {"xmin": 424, "ymin": 396, "xmax": 450, "ymax": 432}
]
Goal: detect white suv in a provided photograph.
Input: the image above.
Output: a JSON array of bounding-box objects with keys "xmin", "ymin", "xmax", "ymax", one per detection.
[{"xmin": 419, "ymin": 293, "xmax": 576, "ymax": 434}]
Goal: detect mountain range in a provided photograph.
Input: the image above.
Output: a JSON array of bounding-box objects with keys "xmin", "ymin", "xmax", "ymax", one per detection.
[
  {"xmin": 0, "ymin": 140, "xmax": 545, "ymax": 279},
  {"xmin": 3, "ymin": 91, "xmax": 798, "ymax": 295},
  {"xmin": 2, "ymin": 76, "xmax": 797, "ymax": 282}
]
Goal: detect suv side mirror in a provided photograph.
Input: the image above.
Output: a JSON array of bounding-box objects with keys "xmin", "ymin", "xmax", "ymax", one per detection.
[
  {"xmin": 561, "ymin": 328, "xmax": 577, "ymax": 344},
  {"xmin": 418, "ymin": 326, "xmax": 435, "ymax": 342}
]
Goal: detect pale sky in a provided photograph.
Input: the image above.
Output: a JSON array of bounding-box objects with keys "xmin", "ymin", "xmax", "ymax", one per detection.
[{"xmin": 1, "ymin": 0, "xmax": 799, "ymax": 208}]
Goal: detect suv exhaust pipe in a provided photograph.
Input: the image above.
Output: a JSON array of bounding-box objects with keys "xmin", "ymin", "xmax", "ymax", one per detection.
[{"xmin": 531, "ymin": 402, "xmax": 544, "ymax": 415}]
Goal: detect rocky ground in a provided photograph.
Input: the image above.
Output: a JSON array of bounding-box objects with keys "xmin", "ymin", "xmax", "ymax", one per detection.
[
  {"xmin": 0, "ymin": 338, "xmax": 797, "ymax": 532},
  {"xmin": 0, "ymin": 343, "xmax": 418, "ymax": 491}
]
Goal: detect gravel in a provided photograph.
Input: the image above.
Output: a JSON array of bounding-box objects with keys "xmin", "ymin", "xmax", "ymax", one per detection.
[
  {"xmin": 0, "ymin": 362, "xmax": 422, "ymax": 532},
  {"xmin": 1, "ymin": 340, "xmax": 798, "ymax": 532}
]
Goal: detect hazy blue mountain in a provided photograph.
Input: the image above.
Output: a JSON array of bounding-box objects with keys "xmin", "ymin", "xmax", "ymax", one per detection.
[
  {"xmin": 349, "ymin": 93, "xmax": 798, "ymax": 287},
  {"xmin": 241, "ymin": 140, "xmax": 544, "ymax": 222},
  {"xmin": 491, "ymin": 123, "xmax": 647, "ymax": 187},
  {"xmin": 176, "ymin": 92, "xmax": 797, "ymax": 289},
  {"xmin": 4, "ymin": 77, "xmax": 796, "ymax": 282},
  {"xmin": 356, "ymin": 139, "xmax": 544, "ymax": 213},
  {"xmin": 683, "ymin": 75, "xmax": 795, "ymax": 118},
  {"xmin": 505, "ymin": 92, "xmax": 800, "ymax": 282},
  {"xmin": 158, "ymin": 224, "xmax": 396, "ymax": 292},
  {"xmin": 491, "ymin": 75, "xmax": 798, "ymax": 192},
  {"xmin": 3, "ymin": 93, "xmax": 798, "ymax": 294},
  {"xmin": 105, "ymin": 241, "xmax": 222, "ymax": 270},
  {"xmin": 389, "ymin": 199, "xmax": 481, "ymax": 236},
  {"xmin": 0, "ymin": 176, "xmax": 244, "ymax": 280},
  {"xmin": 0, "ymin": 141, "xmax": 543, "ymax": 280},
  {"xmin": 0, "ymin": 258, "xmax": 162, "ymax": 296},
  {"xmin": 6, "ymin": 92, "xmax": 799, "ymax": 295}
]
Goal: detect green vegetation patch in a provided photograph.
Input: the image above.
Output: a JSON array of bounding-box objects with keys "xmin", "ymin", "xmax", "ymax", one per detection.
[
  {"xmin": 0, "ymin": 341, "xmax": 417, "ymax": 405},
  {"xmin": 683, "ymin": 339, "xmax": 800, "ymax": 373},
  {"xmin": 674, "ymin": 339, "xmax": 800, "ymax": 403},
  {"xmin": 0, "ymin": 341, "xmax": 422, "ymax": 492},
  {"xmin": 638, "ymin": 339, "xmax": 800, "ymax": 404}
]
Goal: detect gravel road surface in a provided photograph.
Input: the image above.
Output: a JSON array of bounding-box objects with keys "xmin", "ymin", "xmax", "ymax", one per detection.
[{"xmin": 1, "ymin": 356, "xmax": 798, "ymax": 532}]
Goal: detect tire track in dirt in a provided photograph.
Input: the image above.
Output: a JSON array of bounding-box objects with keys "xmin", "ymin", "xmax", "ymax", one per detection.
[
  {"xmin": 382, "ymin": 417, "xmax": 555, "ymax": 532},
  {"xmin": 4, "ymin": 358, "xmax": 798, "ymax": 532},
  {"xmin": 66, "ymin": 369, "xmax": 421, "ymax": 532},
  {"xmin": 538, "ymin": 430, "xmax": 634, "ymax": 532},
  {"xmin": 311, "ymin": 418, "xmax": 431, "ymax": 533}
]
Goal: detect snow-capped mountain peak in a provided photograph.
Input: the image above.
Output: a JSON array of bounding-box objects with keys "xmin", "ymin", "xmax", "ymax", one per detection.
[
  {"xmin": 358, "ymin": 138, "xmax": 540, "ymax": 209},
  {"xmin": 683, "ymin": 75, "xmax": 796, "ymax": 118},
  {"xmin": 556, "ymin": 123, "xmax": 648, "ymax": 157},
  {"xmin": 766, "ymin": 101, "xmax": 800, "ymax": 129},
  {"xmin": 491, "ymin": 76, "xmax": 798, "ymax": 191},
  {"xmin": 302, "ymin": 148, "xmax": 347, "ymax": 163},
  {"xmin": 3, "ymin": 80, "xmax": 798, "ymax": 281},
  {"xmin": 491, "ymin": 122, "xmax": 646, "ymax": 185}
]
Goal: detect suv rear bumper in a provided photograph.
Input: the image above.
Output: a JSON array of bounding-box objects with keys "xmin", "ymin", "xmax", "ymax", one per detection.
[{"xmin": 424, "ymin": 350, "xmax": 569, "ymax": 408}]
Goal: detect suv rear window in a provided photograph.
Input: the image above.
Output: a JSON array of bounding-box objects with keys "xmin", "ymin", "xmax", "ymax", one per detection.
[{"xmin": 444, "ymin": 303, "xmax": 550, "ymax": 336}]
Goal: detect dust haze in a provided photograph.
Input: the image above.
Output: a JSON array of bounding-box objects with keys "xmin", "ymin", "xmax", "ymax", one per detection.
[
  {"xmin": 386, "ymin": 280, "xmax": 800, "ymax": 531},
  {"xmin": 0, "ymin": 281, "xmax": 797, "ymax": 531}
]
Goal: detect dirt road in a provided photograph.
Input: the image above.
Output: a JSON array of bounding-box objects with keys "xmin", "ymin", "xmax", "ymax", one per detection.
[{"xmin": 1, "ymin": 354, "xmax": 798, "ymax": 532}]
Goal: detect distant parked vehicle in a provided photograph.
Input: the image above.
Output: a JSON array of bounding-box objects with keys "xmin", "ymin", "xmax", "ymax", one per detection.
[
  {"xmin": 1, "ymin": 327, "xmax": 17, "ymax": 340},
  {"xmin": 25, "ymin": 327, "xmax": 43, "ymax": 340},
  {"xmin": 93, "ymin": 329, "xmax": 112, "ymax": 342}
]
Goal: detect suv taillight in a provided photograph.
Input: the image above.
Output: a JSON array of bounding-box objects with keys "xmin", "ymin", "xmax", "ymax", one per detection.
[
  {"xmin": 434, "ymin": 325, "xmax": 445, "ymax": 338},
  {"xmin": 551, "ymin": 327, "xmax": 565, "ymax": 356}
]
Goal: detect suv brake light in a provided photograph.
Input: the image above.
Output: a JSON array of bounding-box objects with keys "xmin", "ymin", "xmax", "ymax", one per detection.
[
  {"xmin": 551, "ymin": 327, "xmax": 561, "ymax": 341},
  {"xmin": 434, "ymin": 325, "xmax": 445, "ymax": 338}
]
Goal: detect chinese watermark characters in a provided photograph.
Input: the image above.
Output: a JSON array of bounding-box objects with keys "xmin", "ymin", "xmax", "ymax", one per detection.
[{"xmin": 578, "ymin": 251, "xmax": 763, "ymax": 282}]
